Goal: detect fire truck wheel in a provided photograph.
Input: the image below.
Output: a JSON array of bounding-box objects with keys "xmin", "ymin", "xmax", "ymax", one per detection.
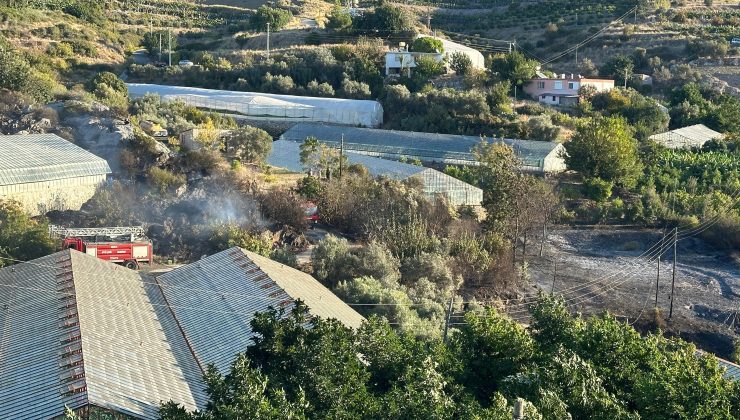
[{"xmin": 123, "ymin": 260, "xmax": 139, "ymax": 270}]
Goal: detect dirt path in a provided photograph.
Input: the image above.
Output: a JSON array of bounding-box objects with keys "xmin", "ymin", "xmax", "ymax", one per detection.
[{"xmin": 524, "ymin": 227, "xmax": 739, "ymax": 357}]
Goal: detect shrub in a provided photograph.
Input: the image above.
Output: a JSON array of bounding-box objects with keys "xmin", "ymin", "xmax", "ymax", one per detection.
[
  {"xmin": 48, "ymin": 42, "xmax": 74, "ymax": 58},
  {"xmin": 250, "ymin": 6, "xmax": 292, "ymax": 31},
  {"xmin": 326, "ymin": 6, "xmax": 352, "ymax": 30},
  {"xmin": 147, "ymin": 167, "xmax": 185, "ymax": 195},
  {"xmin": 259, "ymin": 189, "xmax": 308, "ymax": 232},
  {"xmin": 411, "ymin": 37, "xmax": 444, "ymax": 53},
  {"xmin": 209, "ymin": 225, "xmax": 273, "ymax": 256},
  {"xmin": 583, "ymin": 178, "xmax": 613, "ymax": 202},
  {"xmin": 450, "ymin": 52, "xmax": 472, "ymax": 75},
  {"xmin": 226, "ymin": 125, "xmax": 272, "ymax": 164},
  {"xmin": 0, "ymin": 200, "xmax": 57, "ymax": 267},
  {"xmin": 339, "ymin": 78, "xmax": 371, "ymax": 99}
]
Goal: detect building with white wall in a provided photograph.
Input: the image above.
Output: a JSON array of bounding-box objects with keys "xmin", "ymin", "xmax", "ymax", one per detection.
[{"xmin": 0, "ymin": 134, "xmax": 111, "ymax": 215}]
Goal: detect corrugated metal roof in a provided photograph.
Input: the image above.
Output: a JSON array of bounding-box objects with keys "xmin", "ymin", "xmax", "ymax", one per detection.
[
  {"xmin": 268, "ymin": 140, "xmax": 482, "ymax": 206},
  {"xmin": 0, "ymin": 134, "xmax": 111, "ymax": 186},
  {"xmin": 279, "ymin": 123, "xmax": 561, "ymax": 168},
  {"xmin": 0, "ymin": 252, "xmax": 88, "ymax": 420},
  {"xmin": 0, "ymin": 251, "xmax": 206, "ymax": 419},
  {"xmin": 716, "ymin": 357, "xmax": 740, "ymax": 382},
  {"xmin": 649, "ymin": 124, "xmax": 724, "ymax": 149},
  {"xmin": 157, "ymin": 247, "xmax": 365, "ymax": 373},
  {"xmin": 70, "ymin": 251, "xmax": 207, "ymax": 418}
]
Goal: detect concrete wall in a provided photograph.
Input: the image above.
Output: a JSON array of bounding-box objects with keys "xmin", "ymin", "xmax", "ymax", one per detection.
[{"xmin": 0, "ymin": 175, "xmax": 107, "ymax": 216}]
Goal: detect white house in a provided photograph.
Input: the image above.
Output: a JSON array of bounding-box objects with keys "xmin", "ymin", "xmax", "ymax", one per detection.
[{"xmin": 385, "ymin": 48, "xmax": 444, "ymax": 77}]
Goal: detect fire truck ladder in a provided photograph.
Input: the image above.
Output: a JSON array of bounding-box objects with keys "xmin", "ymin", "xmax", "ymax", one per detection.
[{"xmin": 49, "ymin": 225, "xmax": 146, "ymax": 238}]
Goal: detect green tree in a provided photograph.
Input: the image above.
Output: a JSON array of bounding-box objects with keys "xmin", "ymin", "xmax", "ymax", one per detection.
[
  {"xmin": 411, "ymin": 37, "xmax": 444, "ymax": 53},
  {"xmin": 226, "ymin": 126, "xmax": 272, "ymax": 164},
  {"xmin": 413, "ymin": 55, "xmax": 446, "ymax": 80},
  {"xmin": 450, "ymin": 52, "xmax": 473, "ymax": 75},
  {"xmin": 0, "ymin": 200, "xmax": 57, "ymax": 267},
  {"xmin": 472, "ymin": 142, "xmax": 522, "ymax": 232},
  {"xmin": 326, "ymin": 6, "xmax": 352, "ymax": 30},
  {"xmin": 250, "ymin": 6, "xmax": 292, "ymax": 31},
  {"xmin": 600, "ymin": 54, "xmax": 634, "ymax": 87},
  {"xmin": 353, "ymin": 3, "xmax": 413, "ymax": 33},
  {"xmin": 564, "ymin": 116, "xmax": 642, "ymax": 188},
  {"xmin": 0, "ymin": 41, "xmax": 31, "ymax": 93},
  {"xmin": 141, "ymin": 31, "xmax": 178, "ymax": 60},
  {"xmin": 489, "ymin": 51, "xmax": 538, "ymax": 86}
]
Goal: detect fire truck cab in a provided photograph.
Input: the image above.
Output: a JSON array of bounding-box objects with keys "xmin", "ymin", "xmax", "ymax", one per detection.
[{"xmin": 51, "ymin": 226, "xmax": 153, "ymax": 270}]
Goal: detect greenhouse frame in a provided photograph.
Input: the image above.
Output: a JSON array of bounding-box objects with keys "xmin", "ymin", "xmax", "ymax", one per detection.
[
  {"xmin": 280, "ymin": 123, "xmax": 566, "ymax": 173},
  {"xmin": 268, "ymin": 140, "xmax": 482, "ymax": 206},
  {"xmin": 127, "ymin": 84, "xmax": 384, "ymax": 127}
]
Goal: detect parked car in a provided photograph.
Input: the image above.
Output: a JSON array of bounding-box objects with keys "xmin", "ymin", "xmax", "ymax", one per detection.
[
  {"xmin": 731, "ymin": 38, "xmax": 740, "ymax": 46},
  {"xmin": 178, "ymin": 60, "xmax": 194, "ymax": 67}
]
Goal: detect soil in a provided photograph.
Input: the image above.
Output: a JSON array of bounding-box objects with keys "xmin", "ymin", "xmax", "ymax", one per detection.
[{"xmin": 523, "ymin": 227, "xmax": 739, "ymax": 359}]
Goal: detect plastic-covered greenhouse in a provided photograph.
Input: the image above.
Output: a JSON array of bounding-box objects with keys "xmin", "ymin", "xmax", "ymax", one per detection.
[
  {"xmin": 280, "ymin": 123, "xmax": 566, "ymax": 173},
  {"xmin": 126, "ymin": 84, "xmax": 384, "ymax": 128},
  {"xmin": 418, "ymin": 35, "xmax": 486, "ymax": 70},
  {"xmin": 268, "ymin": 140, "xmax": 482, "ymax": 206}
]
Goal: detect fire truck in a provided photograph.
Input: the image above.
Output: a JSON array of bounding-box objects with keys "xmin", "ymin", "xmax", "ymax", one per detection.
[{"xmin": 49, "ymin": 225, "xmax": 153, "ymax": 269}]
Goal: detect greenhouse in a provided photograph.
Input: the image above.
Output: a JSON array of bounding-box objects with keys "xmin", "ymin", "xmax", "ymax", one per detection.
[
  {"xmin": 418, "ymin": 35, "xmax": 486, "ymax": 70},
  {"xmin": 280, "ymin": 123, "xmax": 566, "ymax": 173},
  {"xmin": 268, "ymin": 140, "xmax": 482, "ymax": 206},
  {"xmin": 127, "ymin": 84, "xmax": 384, "ymax": 127}
]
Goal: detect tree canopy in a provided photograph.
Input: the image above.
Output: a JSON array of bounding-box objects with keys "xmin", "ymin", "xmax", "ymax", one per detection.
[
  {"xmin": 489, "ymin": 51, "xmax": 538, "ymax": 86},
  {"xmin": 159, "ymin": 297, "xmax": 740, "ymax": 419},
  {"xmin": 0, "ymin": 200, "xmax": 57, "ymax": 268},
  {"xmin": 564, "ymin": 116, "xmax": 642, "ymax": 188}
]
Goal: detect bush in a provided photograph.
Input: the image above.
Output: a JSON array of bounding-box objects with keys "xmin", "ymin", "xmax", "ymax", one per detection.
[
  {"xmin": 259, "ymin": 189, "xmax": 308, "ymax": 232},
  {"xmin": 48, "ymin": 42, "xmax": 74, "ymax": 58},
  {"xmin": 147, "ymin": 167, "xmax": 186, "ymax": 195},
  {"xmin": 0, "ymin": 200, "xmax": 57, "ymax": 267},
  {"xmin": 450, "ymin": 52, "xmax": 472, "ymax": 75},
  {"xmin": 326, "ymin": 6, "xmax": 352, "ymax": 30},
  {"xmin": 411, "ymin": 37, "xmax": 444, "ymax": 53},
  {"xmin": 271, "ymin": 246, "xmax": 298, "ymax": 267},
  {"xmin": 226, "ymin": 125, "xmax": 272, "ymax": 164},
  {"xmin": 209, "ymin": 225, "xmax": 273, "ymax": 256},
  {"xmin": 583, "ymin": 178, "xmax": 613, "ymax": 202},
  {"xmin": 250, "ymin": 6, "xmax": 292, "ymax": 31}
]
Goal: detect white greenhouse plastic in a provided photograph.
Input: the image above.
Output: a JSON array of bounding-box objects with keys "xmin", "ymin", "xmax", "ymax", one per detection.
[{"xmin": 127, "ymin": 83, "xmax": 384, "ymax": 127}]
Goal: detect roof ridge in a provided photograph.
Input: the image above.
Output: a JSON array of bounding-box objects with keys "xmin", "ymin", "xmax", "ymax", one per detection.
[{"xmin": 55, "ymin": 251, "xmax": 89, "ymax": 407}]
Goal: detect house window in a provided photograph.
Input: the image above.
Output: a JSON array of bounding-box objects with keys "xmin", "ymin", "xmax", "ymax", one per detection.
[
  {"xmin": 568, "ymin": 82, "xmax": 579, "ymax": 90},
  {"xmin": 537, "ymin": 81, "xmax": 545, "ymax": 89},
  {"xmin": 554, "ymin": 81, "xmax": 563, "ymax": 90}
]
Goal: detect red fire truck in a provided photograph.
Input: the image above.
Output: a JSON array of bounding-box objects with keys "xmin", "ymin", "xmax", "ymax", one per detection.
[{"xmin": 50, "ymin": 225, "xmax": 153, "ymax": 269}]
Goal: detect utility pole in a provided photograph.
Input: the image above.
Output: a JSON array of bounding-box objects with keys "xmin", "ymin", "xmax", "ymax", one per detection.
[
  {"xmin": 654, "ymin": 252, "xmax": 660, "ymax": 308},
  {"xmin": 669, "ymin": 227, "xmax": 678, "ymax": 319},
  {"xmin": 443, "ymin": 297, "xmax": 454, "ymax": 343},
  {"xmin": 575, "ymin": 46, "xmax": 578, "ymax": 67},
  {"xmin": 624, "ymin": 67, "xmax": 629, "ymax": 88},
  {"xmin": 550, "ymin": 260, "xmax": 557, "ymax": 295},
  {"xmin": 339, "ymin": 133, "xmax": 344, "ymax": 179},
  {"xmin": 266, "ymin": 23, "xmax": 270, "ymax": 60},
  {"xmin": 168, "ymin": 30, "xmax": 172, "ymax": 66},
  {"xmin": 158, "ymin": 33, "xmax": 162, "ymax": 63}
]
